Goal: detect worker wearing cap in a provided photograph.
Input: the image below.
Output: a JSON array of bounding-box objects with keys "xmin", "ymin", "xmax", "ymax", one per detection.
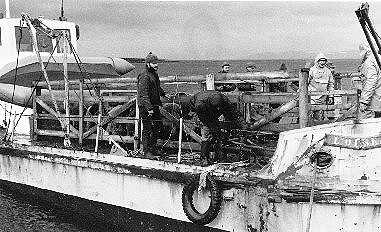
[
  {"xmin": 308, "ymin": 53, "xmax": 334, "ymax": 120},
  {"xmin": 137, "ymin": 52, "xmax": 166, "ymax": 158},
  {"xmin": 219, "ymin": 62, "xmax": 230, "ymax": 73},
  {"xmin": 182, "ymin": 90, "xmax": 248, "ymax": 166},
  {"xmin": 279, "ymin": 63, "xmax": 287, "ymax": 71},
  {"xmin": 216, "ymin": 62, "xmax": 236, "ymax": 91},
  {"xmin": 358, "ymin": 43, "xmax": 381, "ymax": 119}
]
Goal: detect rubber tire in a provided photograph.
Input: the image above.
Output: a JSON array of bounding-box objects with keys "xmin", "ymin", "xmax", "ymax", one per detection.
[{"xmin": 182, "ymin": 175, "xmax": 222, "ymax": 225}]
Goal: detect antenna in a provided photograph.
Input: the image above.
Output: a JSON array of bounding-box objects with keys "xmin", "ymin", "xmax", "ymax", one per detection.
[
  {"xmin": 59, "ymin": 0, "xmax": 66, "ymax": 21},
  {"xmin": 5, "ymin": 0, "xmax": 10, "ymax": 18}
]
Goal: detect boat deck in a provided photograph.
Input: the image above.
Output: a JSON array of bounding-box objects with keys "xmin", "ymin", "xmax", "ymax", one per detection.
[{"xmin": 8, "ymin": 133, "xmax": 275, "ymax": 185}]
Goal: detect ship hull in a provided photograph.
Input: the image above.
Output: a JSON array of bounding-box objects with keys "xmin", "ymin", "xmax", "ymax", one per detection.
[
  {"xmin": 1, "ymin": 138, "xmax": 381, "ymax": 232},
  {"xmin": 0, "ymin": 179, "xmax": 217, "ymax": 232}
]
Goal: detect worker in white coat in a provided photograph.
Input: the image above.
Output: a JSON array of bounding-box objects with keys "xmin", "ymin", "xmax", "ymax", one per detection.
[
  {"xmin": 358, "ymin": 43, "xmax": 381, "ymax": 119},
  {"xmin": 308, "ymin": 53, "xmax": 334, "ymax": 120}
]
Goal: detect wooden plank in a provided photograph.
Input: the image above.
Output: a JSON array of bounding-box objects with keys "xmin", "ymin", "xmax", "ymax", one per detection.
[
  {"xmin": 224, "ymin": 90, "xmax": 357, "ymax": 105},
  {"xmin": 310, "ymin": 103, "xmax": 352, "ymax": 110},
  {"xmin": 299, "ymin": 70, "xmax": 309, "ymax": 128},
  {"xmin": 36, "ymin": 98, "xmax": 79, "ymax": 135},
  {"xmin": 229, "ymin": 93, "xmax": 297, "ymax": 104},
  {"xmin": 309, "ymin": 90, "xmax": 357, "ymax": 96},
  {"xmin": 251, "ymin": 98, "xmax": 298, "ymax": 130},
  {"xmin": 37, "ymin": 72, "xmax": 292, "ymax": 88},
  {"xmin": 83, "ymin": 98, "xmax": 136, "ymax": 139},
  {"xmin": 37, "ymin": 114, "xmax": 137, "ymax": 124},
  {"xmin": 36, "ymin": 129, "xmax": 78, "ymax": 137},
  {"xmin": 36, "ymin": 129, "xmax": 135, "ymax": 143}
]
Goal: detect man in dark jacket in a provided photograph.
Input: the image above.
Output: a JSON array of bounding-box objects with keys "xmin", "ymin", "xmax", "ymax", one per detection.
[
  {"xmin": 182, "ymin": 90, "xmax": 247, "ymax": 166},
  {"xmin": 137, "ymin": 52, "xmax": 166, "ymax": 158}
]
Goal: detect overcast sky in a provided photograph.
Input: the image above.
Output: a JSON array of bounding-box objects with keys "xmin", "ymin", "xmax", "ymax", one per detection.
[{"xmin": 1, "ymin": 0, "xmax": 380, "ymax": 60}]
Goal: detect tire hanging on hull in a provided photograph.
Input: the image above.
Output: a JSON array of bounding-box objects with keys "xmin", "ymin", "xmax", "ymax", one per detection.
[{"xmin": 181, "ymin": 174, "xmax": 222, "ymax": 225}]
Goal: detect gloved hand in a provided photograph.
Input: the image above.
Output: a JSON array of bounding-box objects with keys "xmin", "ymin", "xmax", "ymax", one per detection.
[
  {"xmin": 148, "ymin": 110, "xmax": 154, "ymax": 117},
  {"xmin": 326, "ymin": 97, "xmax": 334, "ymax": 105}
]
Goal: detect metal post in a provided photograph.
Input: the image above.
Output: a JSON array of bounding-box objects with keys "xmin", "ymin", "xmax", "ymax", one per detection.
[
  {"xmin": 78, "ymin": 79, "xmax": 84, "ymax": 145},
  {"xmin": 177, "ymin": 117, "xmax": 183, "ymax": 163},
  {"xmin": 134, "ymin": 98, "xmax": 140, "ymax": 150},
  {"xmin": 95, "ymin": 97, "xmax": 102, "ymax": 153},
  {"xmin": 299, "ymin": 68, "xmax": 309, "ymax": 128},
  {"xmin": 355, "ymin": 89, "xmax": 361, "ymax": 123},
  {"xmin": 63, "ymin": 33, "xmax": 71, "ymax": 147},
  {"xmin": 205, "ymin": 74, "xmax": 215, "ymax": 90},
  {"xmin": 10, "ymin": 113, "xmax": 16, "ymax": 141}
]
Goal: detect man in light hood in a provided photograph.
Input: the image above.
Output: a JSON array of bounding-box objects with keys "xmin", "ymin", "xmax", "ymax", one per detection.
[
  {"xmin": 308, "ymin": 53, "xmax": 334, "ymax": 120},
  {"xmin": 358, "ymin": 42, "xmax": 381, "ymax": 119}
]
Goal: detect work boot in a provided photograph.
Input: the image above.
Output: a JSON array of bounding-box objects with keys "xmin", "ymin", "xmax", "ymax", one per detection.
[
  {"xmin": 200, "ymin": 141, "xmax": 211, "ymax": 166},
  {"xmin": 212, "ymin": 142, "xmax": 225, "ymax": 163}
]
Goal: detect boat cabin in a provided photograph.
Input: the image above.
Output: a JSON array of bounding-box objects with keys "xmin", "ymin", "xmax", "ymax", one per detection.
[{"xmin": 0, "ymin": 17, "xmax": 79, "ymax": 67}]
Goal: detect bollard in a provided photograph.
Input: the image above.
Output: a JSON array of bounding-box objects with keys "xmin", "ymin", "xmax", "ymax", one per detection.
[{"xmin": 205, "ymin": 74, "xmax": 215, "ymax": 90}]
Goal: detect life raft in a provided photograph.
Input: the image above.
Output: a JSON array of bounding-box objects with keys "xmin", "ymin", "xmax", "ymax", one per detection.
[{"xmin": 181, "ymin": 174, "xmax": 222, "ymax": 225}]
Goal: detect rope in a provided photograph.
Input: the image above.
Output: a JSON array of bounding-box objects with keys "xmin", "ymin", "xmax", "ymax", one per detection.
[
  {"xmin": 5, "ymin": 20, "xmax": 24, "ymax": 139},
  {"xmin": 66, "ymin": 38, "xmax": 99, "ymax": 102},
  {"xmin": 11, "ymin": 34, "xmax": 63, "ymax": 133},
  {"xmin": 160, "ymin": 78, "xmax": 180, "ymax": 151},
  {"xmin": 306, "ymin": 157, "xmax": 318, "ymax": 232}
]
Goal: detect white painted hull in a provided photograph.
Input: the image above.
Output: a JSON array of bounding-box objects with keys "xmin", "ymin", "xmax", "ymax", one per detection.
[
  {"xmin": 0, "ymin": 100, "xmax": 32, "ymax": 135},
  {"xmin": 1, "ymin": 136, "xmax": 381, "ymax": 232}
]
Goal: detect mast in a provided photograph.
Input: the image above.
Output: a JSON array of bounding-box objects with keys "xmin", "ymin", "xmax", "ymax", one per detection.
[
  {"xmin": 59, "ymin": 0, "xmax": 66, "ymax": 21},
  {"xmin": 63, "ymin": 32, "xmax": 71, "ymax": 147}
]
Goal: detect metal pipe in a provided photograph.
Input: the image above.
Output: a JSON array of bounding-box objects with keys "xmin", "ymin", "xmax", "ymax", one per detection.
[
  {"xmin": 360, "ymin": 3, "xmax": 381, "ymax": 55},
  {"xmin": 355, "ymin": 5, "xmax": 381, "ymax": 69}
]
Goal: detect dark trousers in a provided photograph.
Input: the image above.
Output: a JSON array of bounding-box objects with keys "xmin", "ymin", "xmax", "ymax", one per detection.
[
  {"xmin": 199, "ymin": 116, "xmax": 223, "ymax": 162},
  {"xmin": 139, "ymin": 106, "xmax": 162, "ymax": 155}
]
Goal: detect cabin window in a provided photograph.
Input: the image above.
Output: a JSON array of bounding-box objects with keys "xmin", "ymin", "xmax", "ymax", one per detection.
[
  {"xmin": 15, "ymin": 26, "xmax": 33, "ymax": 52},
  {"xmin": 36, "ymin": 29, "xmax": 53, "ymax": 52},
  {"xmin": 55, "ymin": 29, "xmax": 72, "ymax": 53}
]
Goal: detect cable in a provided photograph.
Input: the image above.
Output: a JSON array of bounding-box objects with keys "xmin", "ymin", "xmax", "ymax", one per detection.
[
  {"xmin": 66, "ymin": 37, "xmax": 99, "ymax": 102},
  {"xmin": 12, "ymin": 34, "xmax": 63, "ymax": 132}
]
